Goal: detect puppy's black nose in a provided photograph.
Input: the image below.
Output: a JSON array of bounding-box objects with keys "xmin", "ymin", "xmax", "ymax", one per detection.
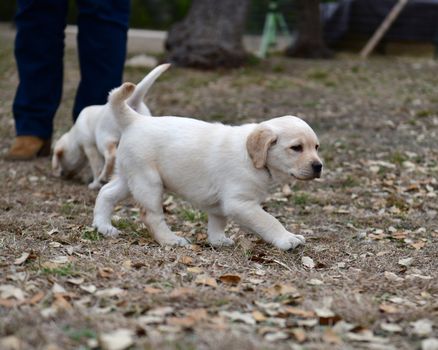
[{"xmin": 312, "ymin": 161, "xmax": 323, "ymax": 174}]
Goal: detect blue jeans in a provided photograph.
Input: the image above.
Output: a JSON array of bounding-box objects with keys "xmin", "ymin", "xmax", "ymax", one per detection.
[{"xmin": 13, "ymin": 0, "xmax": 130, "ymax": 139}]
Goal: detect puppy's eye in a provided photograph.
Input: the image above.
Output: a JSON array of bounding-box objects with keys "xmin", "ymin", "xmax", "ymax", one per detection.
[
  {"xmin": 315, "ymin": 145, "xmax": 319, "ymax": 151},
  {"xmin": 290, "ymin": 145, "xmax": 303, "ymax": 152}
]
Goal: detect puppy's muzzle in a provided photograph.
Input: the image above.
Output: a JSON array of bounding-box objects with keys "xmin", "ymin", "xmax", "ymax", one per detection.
[{"xmin": 311, "ymin": 161, "xmax": 323, "ymax": 178}]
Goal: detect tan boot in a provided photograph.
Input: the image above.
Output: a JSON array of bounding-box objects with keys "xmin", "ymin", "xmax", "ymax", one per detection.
[{"xmin": 5, "ymin": 136, "xmax": 51, "ymax": 161}]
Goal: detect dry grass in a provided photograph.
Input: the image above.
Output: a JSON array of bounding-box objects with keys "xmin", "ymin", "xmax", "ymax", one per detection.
[{"xmin": 0, "ymin": 33, "xmax": 437, "ymax": 350}]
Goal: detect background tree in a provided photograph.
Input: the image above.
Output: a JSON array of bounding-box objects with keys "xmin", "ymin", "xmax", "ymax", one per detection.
[
  {"xmin": 286, "ymin": 0, "xmax": 332, "ymax": 58},
  {"xmin": 165, "ymin": 0, "xmax": 250, "ymax": 69}
]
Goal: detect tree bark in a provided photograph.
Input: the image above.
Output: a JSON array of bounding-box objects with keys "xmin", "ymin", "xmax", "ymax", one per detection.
[
  {"xmin": 286, "ymin": 0, "xmax": 332, "ymax": 59},
  {"xmin": 165, "ymin": 0, "xmax": 250, "ymax": 69}
]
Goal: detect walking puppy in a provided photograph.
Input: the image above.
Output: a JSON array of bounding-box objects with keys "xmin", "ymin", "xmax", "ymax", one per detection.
[
  {"xmin": 93, "ymin": 83, "xmax": 323, "ymax": 250},
  {"xmin": 52, "ymin": 64, "xmax": 170, "ymax": 189}
]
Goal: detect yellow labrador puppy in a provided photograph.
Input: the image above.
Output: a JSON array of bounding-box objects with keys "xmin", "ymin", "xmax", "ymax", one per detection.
[
  {"xmin": 93, "ymin": 83, "xmax": 323, "ymax": 250},
  {"xmin": 52, "ymin": 64, "xmax": 170, "ymax": 189}
]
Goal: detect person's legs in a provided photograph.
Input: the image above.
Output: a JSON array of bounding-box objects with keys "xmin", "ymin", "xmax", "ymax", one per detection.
[
  {"xmin": 7, "ymin": 0, "xmax": 68, "ymax": 160},
  {"xmin": 13, "ymin": 0, "xmax": 68, "ymax": 140},
  {"xmin": 73, "ymin": 0, "xmax": 130, "ymax": 119}
]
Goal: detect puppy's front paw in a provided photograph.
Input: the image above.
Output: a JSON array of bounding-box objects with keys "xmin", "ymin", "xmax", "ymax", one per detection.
[
  {"xmin": 208, "ymin": 236, "xmax": 235, "ymax": 247},
  {"xmin": 88, "ymin": 181, "xmax": 102, "ymax": 190},
  {"xmin": 157, "ymin": 235, "xmax": 190, "ymax": 247},
  {"xmin": 273, "ymin": 233, "xmax": 305, "ymax": 250},
  {"xmin": 94, "ymin": 223, "xmax": 120, "ymax": 237}
]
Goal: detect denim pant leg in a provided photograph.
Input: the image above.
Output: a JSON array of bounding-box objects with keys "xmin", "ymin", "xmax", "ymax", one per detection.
[
  {"xmin": 13, "ymin": 0, "xmax": 68, "ymax": 139},
  {"xmin": 73, "ymin": 0, "xmax": 130, "ymax": 120}
]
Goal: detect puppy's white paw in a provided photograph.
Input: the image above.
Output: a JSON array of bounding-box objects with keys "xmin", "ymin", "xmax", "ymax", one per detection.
[
  {"xmin": 208, "ymin": 236, "xmax": 235, "ymax": 247},
  {"xmin": 94, "ymin": 223, "xmax": 120, "ymax": 237},
  {"xmin": 273, "ymin": 233, "xmax": 305, "ymax": 250},
  {"xmin": 88, "ymin": 181, "xmax": 102, "ymax": 190},
  {"xmin": 157, "ymin": 235, "xmax": 190, "ymax": 247}
]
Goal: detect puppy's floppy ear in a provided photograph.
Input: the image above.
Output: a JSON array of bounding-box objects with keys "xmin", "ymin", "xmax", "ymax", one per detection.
[
  {"xmin": 52, "ymin": 148, "xmax": 63, "ymax": 176},
  {"xmin": 246, "ymin": 126, "xmax": 277, "ymax": 169}
]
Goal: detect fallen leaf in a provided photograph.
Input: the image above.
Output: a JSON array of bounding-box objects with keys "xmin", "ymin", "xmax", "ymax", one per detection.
[
  {"xmin": 412, "ymin": 319, "xmax": 433, "ymax": 337},
  {"xmin": 14, "ymin": 252, "xmax": 30, "ymax": 265},
  {"xmin": 66, "ymin": 277, "xmax": 84, "ymax": 285},
  {"xmin": 98, "ymin": 267, "xmax": 114, "ymax": 278},
  {"xmin": 99, "ymin": 329, "xmax": 134, "ymax": 350},
  {"xmin": 166, "ymin": 316, "xmax": 196, "ymax": 328},
  {"xmin": 323, "ymin": 328, "xmax": 342, "ymax": 344},
  {"xmin": 296, "ymin": 319, "xmax": 318, "ymax": 328},
  {"xmin": 121, "ymin": 260, "xmax": 132, "ymax": 269},
  {"xmin": 179, "ymin": 256, "xmax": 194, "ymax": 265},
  {"xmin": 50, "ymin": 256, "xmax": 69, "ymax": 264},
  {"xmin": 384, "ymin": 271, "xmax": 404, "ymax": 282},
  {"xmin": 398, "ymin": 257, "xmax": 413, "ymax": 267},
  {"xmin": 346, "ymin": 329, "xmax": 389, "ymax": 343},
  {"xmin": 252, "ymin": 310, "xmax": 267, "ymax": 322},
  {"xmin": 219, "ymin": 274, "xmax": 241, "ymax": 285},
  {"xmin": 52, "ymin": 283, "xmax": 66, "ymax": 294},
  {"xmin": 95, "ymin": 287, "xmax": 125, "ymax": 297},
  {"xmin": 147, "ymin": 306, "xmax": 174, "ymax": 317},
  {"xmin": 315, "ymin": 308, "xmax": 341, "ymax": 325},
  {"xmin": 53, "ymin": 294, "xmax": 72, "ymax": 310},
  {"xmin": 284, "ymin": 307, "xmax": 315, "ymax": 318},
  {"xmin": 0, "ymin": 285, "xmax": 26, "ymax": 301},
  {"xmin": 290, "ymin": 328, "xmax": 306, "ymax": 342},
  {"xmin": 143, "ymin": 286, "xmax": 162, "ymax": 294},
  {"xmin": 0, "ymin": 336, "xmax": 24, "ymax": 350},
  {"xmin": 381, "ymin": 323, "xmax": 403, "ymax": 333},
  {"xmin": 411, "ymin": 241, "xmax": 426, "ymax": 250},
  {"xmin": 27, "ymin": 291, "xmax": 44, "ymax": 305},
  {"xmin": 421, "ymin": 338, "xmax": 438, "ymax": 350},
  {"xmin": 80, "ymin": 285, "xmax": 97, "ymax": 294},
  {"xmin": 302, "ymin": 256, "xmax": 315, "ymax": 269},
  {"xmin": 265, "ymin": 283, "xmax": 298, "ymax": 297},
  {"xmin": 187, "ymin": 267, "xmax": 203, "ymax": 274},
  {"xmin": 379, "ymin": 303, "xmax": 398, "ymax": 314},
  {"xmin": 307, "ymin": 278, "xmax": 324, "ymax": 286},
  {"xmin": 169, "ymin": 287, "xmax": 195, "ymax": 298},
  {"xmin": 219, "ymin": 311, "xmax": 256, "ymax": 325},
  {"xmin": 137, "ymin": 315, "xmax": 164, "ymax": 325},
  {"xmin": 264, "ymin": 331, "xmax": 289, "ymax": 342},
  {"xmin": 195, "ymin": 275, "xmax": 217, "ymax": 288}
]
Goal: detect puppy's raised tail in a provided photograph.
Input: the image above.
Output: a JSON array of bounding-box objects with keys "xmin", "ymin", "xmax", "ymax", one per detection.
[
  {"xmin": 108, "ymin": 82, "xmax": 137, "ymax": 130},
  {"xmin": 127, "ymin": 63, "xmax": 171, "ymax": 109}
]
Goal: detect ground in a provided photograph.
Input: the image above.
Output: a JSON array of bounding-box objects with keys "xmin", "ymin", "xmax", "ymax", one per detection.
[{"xmin": 0, "ymin": 33, "xmax": 437, "ymax": 350}]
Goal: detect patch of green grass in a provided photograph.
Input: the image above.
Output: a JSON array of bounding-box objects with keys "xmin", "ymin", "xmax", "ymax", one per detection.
[
  {"xmin": 415, "ymin": 109, "xmax": 434, "ymax": 118},
  {"xmin": 63, "ymin": 326, "xmax": 96, "ymax": 343},
  {"xmin": 292, "ymin": 193, "xmax": 310, "ymax": 206},
  {"xmin": 113, "ymin": 218, "xmax": 138, "ymax": 232},
  {"xmin": 60, "ymin": 202, "xmax": 77, "ymax": 217},
  {"xmin": 272, "ymin": 63, "xmax": 286, "ymax": 73},
  {"xmin": 42, "ymin": 263, "xmax": 76, "ymax": 277},
  {"xmin": 386, "ymin": 194, "xmax": 408, "ymax": 211},
  {"xmin": 307, "ymin": 69, "xmax": 329, "ymax": 81},
  {"xmin": 82, "ymin": 227, "xmax": 101, "ymax": 241},
  {"xmin": 351, "ymin": 65, "xmax": 360, "ymax": 74},
  {"xmin": 341, "ymin": 175, "xmax": 359, "ymax": 188},
  {"xmin": 246, "ymin": 54, "xmax": 261, "ymax": 67},
  {"xmin": 389, "ymin": 151, "xmax": 407, "ymax": 166},
  {"xmin": 179, "ymin": 208, "xmax": 207, "ymax": 223}
]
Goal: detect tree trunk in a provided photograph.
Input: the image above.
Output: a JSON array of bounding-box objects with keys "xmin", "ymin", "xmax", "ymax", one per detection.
[
  {"xmin": 165, "ymin": 0, "xmax": 250, "ymax": 69},
  {"xmin": 286, "ymin": 0, "xmax": 332, "ymax": 59}
]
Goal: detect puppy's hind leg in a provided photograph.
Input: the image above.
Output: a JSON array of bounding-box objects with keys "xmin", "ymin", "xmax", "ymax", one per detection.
[
  {"xmin": 93, "ymin": 177, "xmax": 129, "ymax": 237},
  {"xmin": 207, "ymin": 213, "xmax": 234, "ymax": 247},
  {"xmin": 96, "ymin": 141, "xmax": 117, "ymax": 185},
  {"xmin": 84, "ymin": 146, "xmax": 105, "ymax": 190},
  {"xmin": 130, "ymin": 172, "xmax": 189, "ymax": 246}
]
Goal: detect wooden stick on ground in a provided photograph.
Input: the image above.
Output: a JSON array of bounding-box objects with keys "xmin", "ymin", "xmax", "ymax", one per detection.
[{"xmin": 360, "ymin": 0, "xmax": 409, "ymax": 58}]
